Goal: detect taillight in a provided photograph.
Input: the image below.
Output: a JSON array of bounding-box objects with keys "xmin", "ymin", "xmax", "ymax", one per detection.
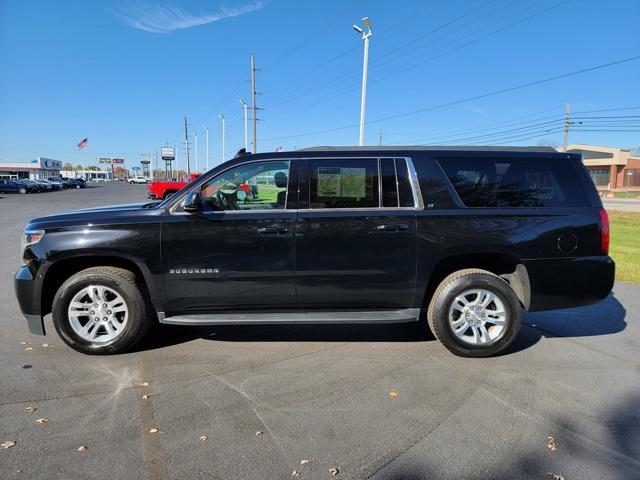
[{"xmin": 599, "ymin": 208, "xmax": 609, "ymax": 256}]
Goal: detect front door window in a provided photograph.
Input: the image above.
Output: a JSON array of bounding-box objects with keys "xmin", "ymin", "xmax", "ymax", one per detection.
[{"xmin": 199, "ymin": 161, "xmax": 290, "ymax": 212}]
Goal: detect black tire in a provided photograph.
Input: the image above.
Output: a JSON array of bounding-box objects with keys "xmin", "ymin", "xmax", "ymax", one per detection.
[
  {"xmin": 52, "ymin": 267, "xmax": 152, "ymax": 355},
  {"xmin": 426, "ymin": 269, "xmax": 521, "ymax": 358}
]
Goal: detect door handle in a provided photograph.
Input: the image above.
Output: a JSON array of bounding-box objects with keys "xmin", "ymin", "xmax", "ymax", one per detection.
[
  {"xmin": 376, "ymin": 224, "xmax": 409, "ymax": 232},
  {"xmin": 257, "ymin": 226, "xmax": 288, "ymax": 234}
]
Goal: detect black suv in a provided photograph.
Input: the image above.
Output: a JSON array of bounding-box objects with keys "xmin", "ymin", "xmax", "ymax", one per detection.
[{"xmin": 15, "ymin": 147, "xmax": 615, "ymax": 357}]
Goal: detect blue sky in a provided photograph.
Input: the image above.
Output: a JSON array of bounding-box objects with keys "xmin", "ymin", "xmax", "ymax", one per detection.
[{"xmin": 0, "ymin": 0, "xmax": 638, "ymax": 170}]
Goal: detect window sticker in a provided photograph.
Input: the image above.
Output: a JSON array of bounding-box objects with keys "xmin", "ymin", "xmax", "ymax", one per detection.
[
  {"xmin": 317, "ymin": 167, "xmax": 342, "ymax": 197},
  {"xmin": 317, "ymin": 167, "xmax": 366, "ymax": 198},
  {"xmin": 340, "ymin": 168, "xmax": 366, "ymax": 198}
]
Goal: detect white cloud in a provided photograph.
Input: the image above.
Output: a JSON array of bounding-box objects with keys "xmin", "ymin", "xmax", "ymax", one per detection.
[{"xmin": 112, "ymin": 1, "xmax": 267, "ymax": 33}]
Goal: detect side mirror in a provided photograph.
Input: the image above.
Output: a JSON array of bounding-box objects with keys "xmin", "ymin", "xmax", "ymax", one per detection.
[{"xmin": 183, "ymin": 191, "xmax": 201, "ymax": 212}]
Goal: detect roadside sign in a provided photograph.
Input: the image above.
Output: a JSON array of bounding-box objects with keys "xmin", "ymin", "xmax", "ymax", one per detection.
[
  {"xmin": 132, "ymin": 166, "xmax": 141, "ymax": 171},
  {"xmin": 112, "ymin": 158, "xmax": 124, "ymax": 164},
  {"xmin": 98, "ymin": 157, "xmax": 112, "ymax": 164},
  {"xmin": 161, "ymin": 147, "xmax": 175, "ymax": 161}
]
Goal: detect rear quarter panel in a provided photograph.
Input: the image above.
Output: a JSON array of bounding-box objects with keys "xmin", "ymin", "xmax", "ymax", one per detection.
[{"xmin": 411, "ymin": 151, "xmax": 611, "ymax": 311}]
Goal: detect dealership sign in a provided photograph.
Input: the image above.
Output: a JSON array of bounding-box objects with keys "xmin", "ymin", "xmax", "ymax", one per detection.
[
  {"xmin": 98, "ymin": 158, "xmax": 112, "ymax": 164},
  {"xmin": 37, "ymin": 157, "xmax": 62, "ymax": 170},
  {"xmin": 161, "ymin": 147, "xmax": 175, "ymax": 161},
  {"xmin": 112, "ymin": 158, "xmax": 124, "ymax": 164}
]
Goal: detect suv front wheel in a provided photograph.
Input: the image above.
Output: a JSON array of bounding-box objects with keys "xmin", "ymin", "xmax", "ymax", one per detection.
[
  {"xmin": 427, "ymin": 269, "xmax": 521, "ymax": 358},
  {"xmin": 52, "ymin": 267, "xmax": 152, "ymax": 354}
]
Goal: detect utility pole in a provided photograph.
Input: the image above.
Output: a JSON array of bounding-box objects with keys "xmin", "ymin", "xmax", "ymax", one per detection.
[
  {"xmin": 353, "ymin": 17, "xmax": 373, "ymax": 146},
  {"xmin": 219, "ymin": 114, "xmax": 226, "ymax": 161},
  {"xmin": 184, "ymin": 116, "xmax": 191, "ymax": 175},
  {"xmin": 194, "ymin": 131, "xmax": 198, "ymax": 173},
  {"xmin": 250, "ymin": 52, "xmax": 260, "ymax": 153},
  {"xmin": 239, "ymin": 99, "xmax": 249, "ymax": 151},
  {"xmin": 379, "ymin": 129, "xmax": 383, "ymax": 146},
  {"xmin": 563, "ymin": 102, "xmax": 571, "ymax": 151},
  {"xmin": 204, "ymin": 125, "xmax": 209, "ymax": 171}
]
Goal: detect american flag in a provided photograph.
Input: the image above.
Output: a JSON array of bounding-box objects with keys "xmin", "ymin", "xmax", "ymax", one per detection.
[{"xmin": 76, "ymin": 138, "xmax": 89, "ymax": 150}]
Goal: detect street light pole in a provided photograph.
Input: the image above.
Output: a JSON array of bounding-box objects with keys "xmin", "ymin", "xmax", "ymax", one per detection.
[
  {"xmin": 219, "ymin": 114, "xmax": 225, "ymax": 162},
  {"xmin": 239, "ymin": 99, "xmax": 249, "ymax": 151},
  {"xmin": 353, "ymin": 17, "xmax": 372, "ymax": 146},
  {"xmin": 204, "ymin": 126, "xmax": 209, "ymax": 171}
]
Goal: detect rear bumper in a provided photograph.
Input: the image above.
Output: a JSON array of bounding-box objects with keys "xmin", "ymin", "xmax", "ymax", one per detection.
[
  {"xmin": 14, "ymin": 266, "xmax": 45, "ymax": 335},
  {"xmin": 524, "ymin": 256, "xmax": 615, "ymax": 312}
]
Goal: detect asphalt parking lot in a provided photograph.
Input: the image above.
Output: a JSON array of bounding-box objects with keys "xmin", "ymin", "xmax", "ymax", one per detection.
[{"xmin": 1, "ymin": 183, "xmax": 639, "ymax": 480}]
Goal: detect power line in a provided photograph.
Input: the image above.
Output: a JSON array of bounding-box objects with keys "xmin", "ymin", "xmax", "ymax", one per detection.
[
  {"xmin": 268, "ymin": 0, "xmax": 572, "ymax": 115},
  {"xmin": 300, "ymin": 0, "xmax": 575, "ymax": 109},
  {"xmin": 262, "ymin": 55, "xmax": 640, "ymax": 142},
  {"xmin": 388, "ymin": 114, "xmax": 640, "ymax": 146},
  {"xmin": 266, "ymin": 0, "xmax": 508, "ymax": 111},
  {"xmin": 368, "ymin": 0, "xmax": 501, "ymax": 68}
]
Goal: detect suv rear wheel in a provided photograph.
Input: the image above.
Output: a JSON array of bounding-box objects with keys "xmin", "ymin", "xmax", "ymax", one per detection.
[
  {"xmin": 52, "ymin": 267, "xmax": 152, "ymax": 354},
  {"xmin": 427, "ymin": 269, "xmax": 521, "ymax": 357}
]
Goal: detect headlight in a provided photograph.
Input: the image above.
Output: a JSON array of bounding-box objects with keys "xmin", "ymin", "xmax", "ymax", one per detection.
[{"xmin": 21, "ymin": 230, "xmax": 44, "ymax": 259}]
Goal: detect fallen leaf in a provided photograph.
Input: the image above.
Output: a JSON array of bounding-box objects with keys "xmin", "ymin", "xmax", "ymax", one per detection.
[
  {"xmin": 148, "ymin": 428, "xmax": 159, "ymax": 434},
  {"xmin": 35, "ymin": 418, "xmax": 49, "ymax": 424},
  {"xmin": 388, "ymin": 390, "xmax": 398, "ymax": 398},
  {"xmin": 42, "ymin": 343, "xmax": 49, "ymax": 348},
  {"xmin": 255, "ymin": 431, "xmax": 264, "ymax": 437},
  {"xmin": 291, "ymin": 470, "xmax": 300, "ymax": 477},
  {"xmin": 139, "ymin": 382, "xmax": 149, "ymax": 387},
  {"xmin": 142, "ymin": 394, "xmax": 150, "ymax": 400},
  {"xmin": 329, "ymin": 467, "xmax": 339, "ymax": 476},
  {"xmin": 2, "ymin": 440, "xmax": 16, "ymax": 449},
  {"xmin": 548, "ymin": 474, "xmax": 564, "ymax": 480},
  {"xmin": 300, "ymin": 459, "xmax": 311, "ymax": 465},
  {"xmin": 77, "ymin": 446, "xmax": 87, "ymax": 452},
  {"xmin": 15, "ymin": 469, "xmax": 22, "ymax": 474},
  {"xmin": 24, "ymin": 406, "xmax": 36, "ymax": 413},
  {"xmin": 199, "ymin": 436, "xmax": 208, "ymax": 442},
  {"xmin": 547, "ymin": 436, "xmax": 557, "ymax": 452},
  {"xmin": 19, "ymin": 341, "xmax": 26, "ymax": 345},
  {"xmin": 24, "ymin": 347, "xmax": 33, "ymax": 351}
]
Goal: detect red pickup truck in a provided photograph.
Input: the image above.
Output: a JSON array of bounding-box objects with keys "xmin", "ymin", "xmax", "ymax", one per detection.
[{"xmin": 147, "ymin": 173, "xmax": 201, "ymax": 200}]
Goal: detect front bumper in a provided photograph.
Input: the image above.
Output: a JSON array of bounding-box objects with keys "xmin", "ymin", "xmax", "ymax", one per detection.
[
  {"xmin": 525, "ymin": 255, "xmax": 615, "ymax": 312},
  {"xmin": 14, "ymin": 266, "xmax": 45, "ymax": 335}
]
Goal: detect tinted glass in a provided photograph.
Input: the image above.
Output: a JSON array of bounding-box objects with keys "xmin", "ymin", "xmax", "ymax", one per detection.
[
  {"xmin": 395, "ymin": 159, "xmax": 415, "ymax": 207},
  {"xmin": 380, "ymin": 158, "xmax": 398, "ymax": 207},
  {"xmin": 199, "ymin": 161, "xmax": 290, "ymax": 211},
  {"xmin": 438, "ymin": 158, "xmax": 589, "ymax": 208},
  {"xmin": 309, "ymin": 159, "xmax": 379, "ymax": 209}
]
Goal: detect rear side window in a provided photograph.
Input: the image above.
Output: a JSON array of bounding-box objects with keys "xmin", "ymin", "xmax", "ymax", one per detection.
[
  {"xmin": 309, "ymin": 159, "xmax": 379, "ymax": 209},
  {"xmin": 438, "ymin": 158, "xmax": 589, "ymax": 208}
]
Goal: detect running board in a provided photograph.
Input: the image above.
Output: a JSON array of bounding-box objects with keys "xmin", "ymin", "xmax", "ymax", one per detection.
[{"xmin": 159, "ymin": 308, "xmax": 420, "ymax": 326}]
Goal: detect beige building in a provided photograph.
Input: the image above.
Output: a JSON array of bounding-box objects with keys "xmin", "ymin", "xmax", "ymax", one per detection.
[{"xmin": 565, "ymin": 144, "xmax": 640, "ymax": 191}]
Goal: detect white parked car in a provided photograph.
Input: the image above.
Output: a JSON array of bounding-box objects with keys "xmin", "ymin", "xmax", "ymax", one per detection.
[{"xmin": 128, "ymin": 177, "xmax": 149, "ymax": 184}]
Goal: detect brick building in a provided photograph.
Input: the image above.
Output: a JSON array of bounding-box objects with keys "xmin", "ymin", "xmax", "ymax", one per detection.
[{"xmin": 565, "ymin": 144, "xmax": 640, "ymax": 192}]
